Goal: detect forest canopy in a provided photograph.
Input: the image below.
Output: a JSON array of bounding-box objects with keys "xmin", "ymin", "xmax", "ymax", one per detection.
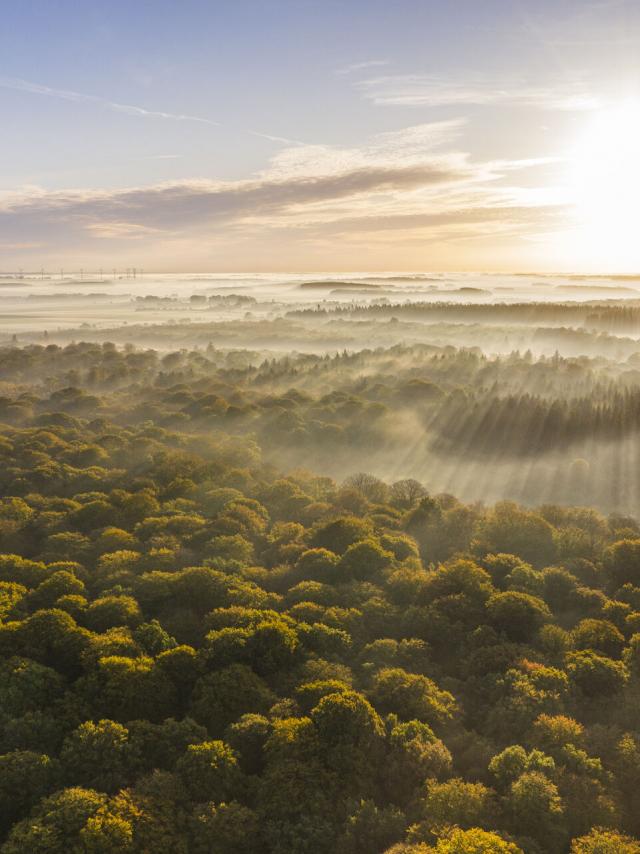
[{"xmin": 1, "ymin": 337, "xmax": 640, "ymax": 852}]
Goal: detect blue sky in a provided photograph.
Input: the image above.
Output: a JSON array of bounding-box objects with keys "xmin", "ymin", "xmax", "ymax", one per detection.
[{"xmin": 2, "ymin": 0, "xmax": 640, "ymax": 271}]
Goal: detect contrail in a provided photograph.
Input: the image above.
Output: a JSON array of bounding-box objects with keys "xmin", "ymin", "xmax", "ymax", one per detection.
[
  {"xmin": 0, "ymin": 76, "xmax": 220, "ymax": 125},
  {"xmin": 0, "ymin": 75, "xmax": 304, "ymax": 144}
]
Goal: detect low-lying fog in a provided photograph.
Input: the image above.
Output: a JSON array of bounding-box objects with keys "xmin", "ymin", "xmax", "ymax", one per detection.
[
  {"xmin": 3, "ymin": 271, "xmax": 640, "ymax": 346},
  {"xmin": 3, "ymin": 270, "xmax": 640, "ymax": 515}
]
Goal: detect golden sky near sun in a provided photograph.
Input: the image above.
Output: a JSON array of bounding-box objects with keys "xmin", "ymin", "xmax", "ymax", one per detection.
[{"xmin": 2, "ymin": 1, "xmax": 640, "ymax": 273}]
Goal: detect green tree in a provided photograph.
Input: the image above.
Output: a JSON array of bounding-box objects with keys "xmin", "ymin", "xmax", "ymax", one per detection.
[
  {"xmin": 530, "ymin": 714, "xmax": 584, "ymax": 754},
  {"xmin": 411, "ymin": 778, "xmax": 496, "ymax": 838},
  {"xmin": 339, "ymin": 539, "xmax": 393, "ymax": 581},
  {"xmin": 0, "ymin": 787, "xmax": 135, "ymax": 854},
  {"xmin": 486, "ymin": 591, "xmax": 550, "ymax": 642},
  {"xmin": 572, "ymin": 619, "xmax": 625, "ymax": 658},
  {"xmin": 385, "ymin": 720, "xmax": 452, "ymax": 806},
  {"xmin": 370, "ymin": 668, "xmax": 456, "ymax": 727},
  {"xmin": 176, "ymin": 740, "xmax": 242, "ymax": 802},
  {"xmin": 0, "ymin": 655, "xmax": 65, "ymax": 716},
  {"xmin": 489, "ymin": 745, "xmax": 554, "ymax": 789},
  {"xmin": 25, "ymin": 570, "xmax": 86, "ymax": 612},
  {"xmin": 570, "ymin": 828, "xmax": 640, "ymax": 853},
  {"xmin": 311, "ymin": 517, "xmax": 374, "ymax": 555},
  {"xmin": 337, "ymin": 799, "xmax": 405, "ymax": 854},
  {"xmin": 605, "ymin": 539, "xmax": 640, "ymax": 588},
  {"xmin": 473, "ymin": 502, "xmax": 556, "ymax": 566},
  {"xmin": 505, "ymin": 770, "xmax": 564, "ymax": 847},
  {"xmin": 85, "ymin": 655, "xmax": 176, "ymax": 723},
  {"xmin": 60, "ymin": 720, "xmax": 133, "ymax": 793},
  {"xmin": 190, "ymin": 801, "xmax": 263, "ymax": 854},
  {"xmin": 133, "ymin": 619, "xmax": 178, "ymax": 655},
  {"xmin": 85, "ymin": 595, "xmax": 142, "ymax": 632},
  {"xmin": 226, "ymin": 713, "xmax": 272, "ymax": 775},
  {"xmin": 388, "ymin": 826, "xmax": 524, "ymax": 853},
  {"xmin": 566, "ymin": 650, "xmax": 628, "ymax": 697},
  {"xmin": 0, "ymin": 750, "xmax": 59, "ymax": 833},
  {"xmin": 190, "ymin": 664, "xmax": 275, "ymax": 736}
]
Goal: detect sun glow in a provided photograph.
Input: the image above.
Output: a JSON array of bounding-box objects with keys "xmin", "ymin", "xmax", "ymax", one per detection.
[{"xmin": 565, "ymin": 99, "xmax": 640, "ymax": 271}]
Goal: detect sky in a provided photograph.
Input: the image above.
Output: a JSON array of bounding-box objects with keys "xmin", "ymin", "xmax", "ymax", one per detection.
[{"xmin": 1, "ymin": 0, "xmax": 640, "ymax": 273}]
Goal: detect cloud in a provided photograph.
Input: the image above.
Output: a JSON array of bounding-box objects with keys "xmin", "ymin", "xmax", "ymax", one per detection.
[
  {"xmin": 0, "ymin": 241, "xmax": 43, "ymax": 250},
  {"xmin": 0, "ymin": 76, "xmax": 303, "ymax": 145},
  {"xmin": 248, "ymin": 130, "xmax": 306, "ymax": 146},
  {"xmin": 265, "ymin": 120, "xmax": 467, "ymax": 179},
  {"xmin": 336, "ymin": 59, "xmax": 391, "ymax": 75},
  {"xmin": 86, "ymin": 222, "xmax": 164, "ymax": 239},
  {"xmin": 0, "ymin": 76, "xmax": 220, "ymax": 125},
  {"xmin": 311, "ymin": 204, "xmax": 566, "ymax": 239},
  {"xmin": 0, "ymin": 163, "xmax": 467, "ymax": 237},
  {"xmin": 356, "ymin": 73, "xmax": 601, "ymax": 111},
  {"xmin": 0, "ymin": 122, "xmax": 564, "ymax": 262}
]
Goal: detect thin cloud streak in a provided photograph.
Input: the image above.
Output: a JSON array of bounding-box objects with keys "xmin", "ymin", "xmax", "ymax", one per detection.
[
  {"xmin": 0, "ymin": 76, "xmax": 304, "ymax": 145},
  {"xmin": 0, "ymin": 76, "xmax": 220, "ymax": 125},
  {"xmin": 249, "ymin": 130, "xmax": 307, "ymax": 146},
  {"xmin": 356, "ymin": 73, "xmax": 601, "ymax": 111},
  {"xmin": 336, "ymin": 59, "xmax": 391, "ymax": 75}
]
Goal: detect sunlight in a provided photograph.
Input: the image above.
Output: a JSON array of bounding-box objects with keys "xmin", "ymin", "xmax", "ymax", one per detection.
[{"xmin": 566, "ymin": 99, "xmax": 640, "ymax": 270}]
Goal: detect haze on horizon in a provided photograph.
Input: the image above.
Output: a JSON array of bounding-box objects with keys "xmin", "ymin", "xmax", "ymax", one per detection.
[{"xmin": 2, "ymin": 0, "xmax": 640, "ymax": 275}]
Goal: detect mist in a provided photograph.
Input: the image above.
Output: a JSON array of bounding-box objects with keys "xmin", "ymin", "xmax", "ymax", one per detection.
[{"xmin": 3, "ymin": 270, "xmax": 640, "ymax": 514}]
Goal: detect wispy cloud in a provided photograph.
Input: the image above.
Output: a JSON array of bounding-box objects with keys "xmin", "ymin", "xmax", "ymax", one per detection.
[
  {"xmin": 86, "ymin": 221, "xmax": 163, "ymax": 239},
  {"xmin": 249, "ymin": 130, "xmax": 306, "ymax": 146},
  {"xmin": 336, "ymin": 59, "xmax": 391, "ymax": 76},
  {"xmin": 356, "ymin": 73, "xmax": 600, "ymax": 111},
  {"xmin": 0, "ymin": 122, "xmax": 564, "ymax": 262},
  {"xmin": 0, "ymin": 76, "xmax": 220, "ymax": 125},
  {"xmin": 0, "ymin": 163, "xmax": 467, "ymax": 236},
  {"xmin": 0, "ymin": 76, "xmax": 304, "ymax": 145},
  {"xmin": 264, "ymin": 119, "xmax": 466, "ymax": 179}
]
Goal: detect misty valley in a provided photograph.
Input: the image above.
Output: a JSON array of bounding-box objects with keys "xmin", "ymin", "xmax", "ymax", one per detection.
[
  {"xmin": 3, "ymin": 272, "xmax": 640, "ymax": 514},
  {"xmin": 8, "ymin": 1, "xmax": 640, "ymax": 850},
  {"xmin": 4, "ymin": 272, "xmax": 640, "ymax": 853}
]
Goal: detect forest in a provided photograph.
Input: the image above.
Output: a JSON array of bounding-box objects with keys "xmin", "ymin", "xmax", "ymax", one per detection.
[
  {"xmin": 2, "ymin": 327, "xmax": 640, "ymax": 851},
  {"xmin": 7, "ymin": 0, "xmax": 640, "ymax": 847},
  {"xmin": 3, "ymin": 339, "xmax": 640, "ymax": 512}
]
